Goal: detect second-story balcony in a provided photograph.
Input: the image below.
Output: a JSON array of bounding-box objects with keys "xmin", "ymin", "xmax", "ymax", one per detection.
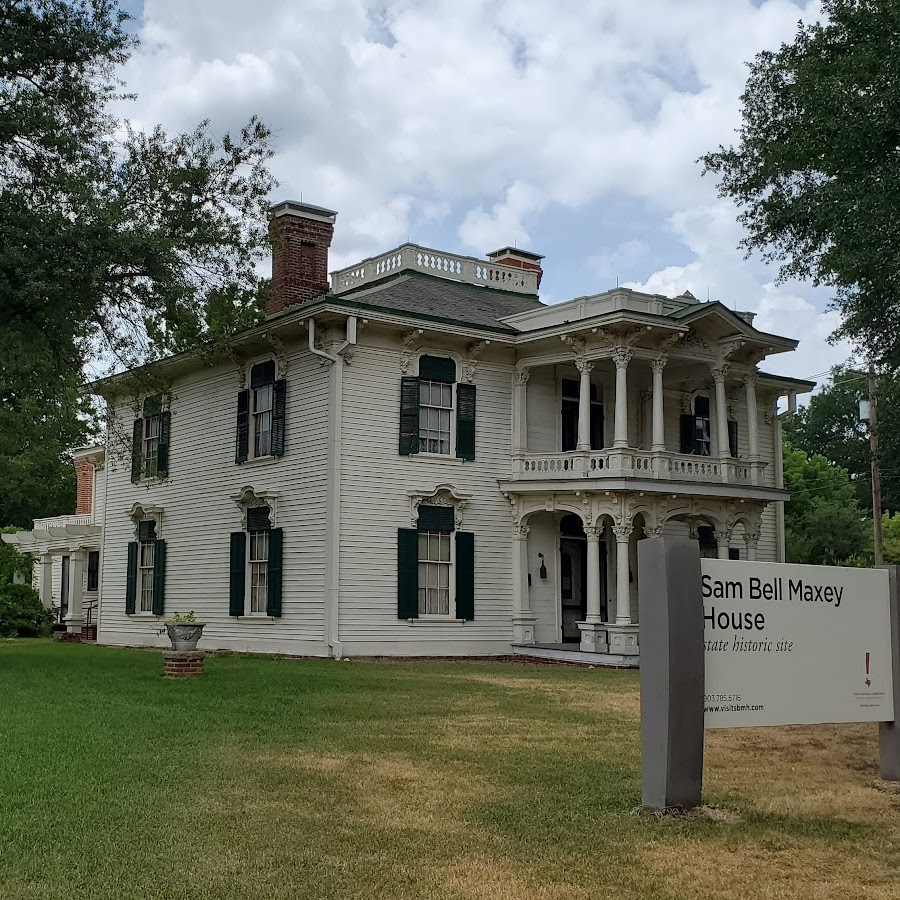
[{"xmin": 510, "ymin": 448, "xmax": 768, "ymax": 486}]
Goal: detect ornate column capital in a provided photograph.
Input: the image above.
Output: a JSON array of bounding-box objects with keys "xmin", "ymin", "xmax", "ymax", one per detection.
[
  {"xmin": 612, "ymin": 523, "xmax": 633, "ymax": 542},
  {"xmin": 583, "ymin": 524, "xmax": 603, "ymax": 541},
  {"xmin": 513, "ymin": 523, "xmax": 530, "ymax": 540},
  {"xmin": 710, "ymin": 365, "xmax": 729, "ymax": 383},
  {"xmin": 612, "ymin": 347, "xmax": 634, "ymax": 369},
  {"xmin": 743, "ymin": 530, "xmax": 760, "ymax": 547},
  {"xmin": 643, "ymin": 524, "xmax": 664, "ymax": 539},
  {"xmin": 742, "ymin": 372, "xmax": 758, "ymax": 388},
  {"xmin": 514, "ymin": 370, "xmax": 530, "ymax": 386},
  {"xmin": 575, "ymin": 359, "xmax": 594, "ymax": 375},
  {"xmin": 650, "ymin": 356, "xmax": 668, "ymax": 374}
]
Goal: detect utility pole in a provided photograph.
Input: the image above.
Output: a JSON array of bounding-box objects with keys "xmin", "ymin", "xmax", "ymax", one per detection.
[{"xmin": 869, "ymin": 368, "xmax": 884, "ymax": 565}]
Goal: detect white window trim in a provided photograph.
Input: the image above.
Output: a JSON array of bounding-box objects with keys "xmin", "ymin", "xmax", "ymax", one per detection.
[
  {"xmin": 417, "ymin": 377, "xmax": 456, "ymax": 457},
  {"xmin": 246, "ymin": 357, "xmax": 279, "ymax": 462},
  {"xmin": 246, "ymin": 527, "xmax": 270, "ymax": 617},
  {"xmin": 417, "ymin": 528, "xmax": 455, "ymax": 619}
]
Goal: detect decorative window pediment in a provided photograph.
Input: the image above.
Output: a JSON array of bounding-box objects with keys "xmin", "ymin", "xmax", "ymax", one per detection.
[
  {"xmin": 128, "ymin": 502, "xmax": 164, "ymax": 539},
  {"xmin": 408, "ymin": 484, "xmax": 471, "ymax": 529},
  {"xmin": 233, "ymin": 486, "xmax": 280, "ymax": 529}
]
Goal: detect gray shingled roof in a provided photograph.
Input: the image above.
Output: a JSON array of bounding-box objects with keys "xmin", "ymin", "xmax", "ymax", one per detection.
[{"xmin": 338, "ymin": 272, "xmax": 544, "ymax": 332}]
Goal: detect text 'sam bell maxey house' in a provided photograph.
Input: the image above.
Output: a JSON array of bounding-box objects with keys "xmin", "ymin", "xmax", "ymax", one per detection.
[{"xmin": 5, "ymin": 200, "xmax": 813, "ymax": 663}]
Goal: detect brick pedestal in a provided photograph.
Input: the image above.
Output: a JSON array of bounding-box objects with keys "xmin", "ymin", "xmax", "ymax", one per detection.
[
  {"xmin": 81, "ymin": 625, "xmax": 97, "ymax": 642},
  {"xmin": 163, "ymin": 650, "xmax": 206, "ymax": 678},
  {"xmin": 53, "ymin": 630, "xmax": 82, "ymax": 643}
]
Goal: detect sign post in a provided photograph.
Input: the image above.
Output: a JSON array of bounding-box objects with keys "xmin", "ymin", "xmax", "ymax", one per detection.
[
  {"xmin": 638, "ymin": 538, "xmax": 900, "ymax": 811},
  {"xmin": 638, "ymin": 535, "xmax": 704, "ymax": 810}
]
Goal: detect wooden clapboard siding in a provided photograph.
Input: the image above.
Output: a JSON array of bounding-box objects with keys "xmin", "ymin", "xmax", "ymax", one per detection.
[
  {"xmin": 97, "ymin": 344, "xmax": 330, "ymax": 656},
  {"xmin": 336, "ymin": 335, "xmax": 516, "ymax": 655}
]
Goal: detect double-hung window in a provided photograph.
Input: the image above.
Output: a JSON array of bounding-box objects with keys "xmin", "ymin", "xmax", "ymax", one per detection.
[
  {"xmin": 419, "ymin": 380, "xmax": 453, "ymax": 454},
  {"xmin": 125, "ymin": 519, "xmax": 166, "ymax": 616},
  {"xmin": 236, "ymin": 362, "xmax": 286, "ymax": 463},
  {"xmin": 229, "ymin": 505, "xmax": 284, "ymax": 617},
  {"xmin": 397, "ymin": 504, "xmax": 475, "ymax": 621},
  {"xmin": 418, "ymin": 530, "xmax": 452, "ymax": 615},
  {"xmin": 680, "ymin": 395, "xmax": 712, "ymax": 456},
  {"xmin": 399, "ymin": 356, "xmax": 476, "ymax": 460},
  {"xmin": 248, "ymin": 528, "xmax": 270, "ymax": 614},
  {"xmin": 130, "ymin": 397, "xmax": 170, "ymax": 482}
]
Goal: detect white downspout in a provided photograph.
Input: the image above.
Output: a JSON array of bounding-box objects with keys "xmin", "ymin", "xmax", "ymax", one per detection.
[{"xmin": 313, "ymin": 316, "xmax": 357, "ymax": 658}]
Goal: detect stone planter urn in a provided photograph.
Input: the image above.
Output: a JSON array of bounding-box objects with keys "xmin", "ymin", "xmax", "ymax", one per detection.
[{"xmin": 165, "ymin": 621, "xmax": 206, "ymax": 651}]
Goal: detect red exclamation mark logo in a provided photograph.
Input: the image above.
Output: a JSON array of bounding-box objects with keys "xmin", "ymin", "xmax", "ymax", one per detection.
[{"xmin": 865, "ymin": 652, "xmax": 871, "ymax": 687}]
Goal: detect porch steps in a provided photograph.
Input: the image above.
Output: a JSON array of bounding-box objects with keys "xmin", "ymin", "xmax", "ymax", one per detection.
[{"xmin": 511, "ymin": 643, "xmax": 639, "ymax": 668}]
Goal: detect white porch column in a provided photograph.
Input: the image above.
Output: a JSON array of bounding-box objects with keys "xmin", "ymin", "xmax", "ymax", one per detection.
[
  {"xmin": 584, "ymin": 524, "xmax": 603, "ymax": 623},
  {"xmin": 717, "ymin": 527, "xmax": 732, "ymax": 560},
  {"xmin": 712, "ymin": 366, "xmax": 730, "ymax": 460},
  {"xmin": 512, "ymin": 370, "xmax": 530, "ymax": 452},
  {"xmin": 66, "ymin": 549, "xmax": 85, "ymax": 631},
  {"xmin": 575, "ymin": 360, "xmax": 593, "ymax": 451},
  {"xmin": 744, "ymin": 373, "xmax": 760, "ymax": 483},
  {"xmin": 511, "ymin": 524, "xmax": 536, "ymax": 643},
  {"xmin": 40, "ymin": 553, "xmax": 53, "ymax": 609},
  {"xmin": 650, "ymin": 357, "xmax": 667, "ymax": 451},
  {"xmin": 613, "ymin": 348, "xmax": 633, "ymax": 449},
  {"xmin": 744, "ymin": 530, "xmax": 759, "ymax": 561},
  {"xmin": 613, "ymin": 522, "xmax": 633, "ymax": 624}
]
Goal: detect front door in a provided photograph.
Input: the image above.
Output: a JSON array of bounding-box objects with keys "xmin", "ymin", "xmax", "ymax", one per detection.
[{"xmin": 559, "ymin": 538, "xmax": 587, "ymax": 641}]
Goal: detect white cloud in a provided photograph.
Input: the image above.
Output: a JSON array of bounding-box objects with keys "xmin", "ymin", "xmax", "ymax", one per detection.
[{"xmin": 115, "ymin": 0, "xmax": 841, "ymax": 382}]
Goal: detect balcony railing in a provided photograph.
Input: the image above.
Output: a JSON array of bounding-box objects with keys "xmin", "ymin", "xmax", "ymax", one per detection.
[
  {"xmin": 511, "ymin": 449, "xmax": 767, "ymax": 486},
  {"xmin": 33, "ymin": 514, "xmax": 94, "ymax": 528},
  {"xmin": 330, "ymin": 243, "xmax": 539, "ymax": 295}
]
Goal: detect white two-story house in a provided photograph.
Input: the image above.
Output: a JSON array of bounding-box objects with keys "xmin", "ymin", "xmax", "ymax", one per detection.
[{"xmin": 8, "ymin": 200, "xmax": 812, "ymax": 661}]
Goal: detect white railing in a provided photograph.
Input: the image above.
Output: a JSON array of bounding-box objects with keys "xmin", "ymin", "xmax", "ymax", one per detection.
[
  {"xmin": 511, "ymin": 450, "xmax": 768, "ymax": 486},
  {"xmin": 330, "ymin": 244, "xmax": 539, "ymax": 295},
  {"xmin": 33, "ymin": 514, "xmax": 94, "ymax": 528}
]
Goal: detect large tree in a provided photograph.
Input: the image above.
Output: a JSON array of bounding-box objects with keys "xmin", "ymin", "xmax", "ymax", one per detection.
[
  {"xmin": 782, "ymin": 441, "xmax": 870, "ymax": 566},
  {"xmin": 701, "ymin": 1, "xmax": 900, "ymax": 368},
  {"xmin": 783, "ymin": 365, "xmax": 900, "ymax": 513},
  {"xmin": 0, "ymin": 0, "xmax": 275, "ymax": 524}
]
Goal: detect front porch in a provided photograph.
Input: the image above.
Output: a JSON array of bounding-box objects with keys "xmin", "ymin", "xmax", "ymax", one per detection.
[
  {"xmin": 505, "ymin": 489, "xmax": 769, "ymax": 658},
  {"xmin": 512, "ymin": 642, "xmax": 640, "ymax": 667}
]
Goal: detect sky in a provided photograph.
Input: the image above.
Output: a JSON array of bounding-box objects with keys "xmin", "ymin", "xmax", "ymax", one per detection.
[{"xmin": 114, "ymin": 0, "xmax": 850, "ymax": 390}]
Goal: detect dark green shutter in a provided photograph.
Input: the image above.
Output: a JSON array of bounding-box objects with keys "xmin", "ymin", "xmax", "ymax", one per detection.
[
  {"xmin": 267, "ymin": 528, "xmax": 283, "ymax": 617},
  {"xmin": 125, "ymin": 542, "xmax": 138, "ymax": 614},
  {"xmin": 455, "ymin": 531, "xmax": 475, "ymax": 621},
  {"xmin": 229, "ymin": 532, "xmax": 246, "ymax": 616},
  {"xmin": 235, "ymin": 390, "xmax": 250, "ymax": 464},
  {"xmin": 728, "ymin": 420, "xmax": 738, "ymax": 458},
  {"xmin": 417, "ymin": 505, "xmax": 455, "ymax": 532},
  {"xmin": 271, "ymin": 379, "xmax": 287, "ymax": 457},
  {"xmin": 130, "ymin": 419, "xmax": 142, "ymax": 483},
  {"xmin": 419, "ymin": 355, "xmax": 456, "ymax": 383},
  {"xmin": 156, "ymin": 411, "xmax": 171, "ymax": 476},
  {"xmin": 399, "ymin": 377, "xmax": 420, "ymax": 455},
  {"xmin": 456, "ymin": 383, "xmax": 476, "ymax": 460},
  {"xmin": 397, "ymin": 528, "xmax": 419, "ymax": 619},
  {"xmin": 152, "ymin": 539, "xmax": 166, "ymax": 616},
  {"xmin": 679, "ymin": 414, "xmax": 696, "ymax": 454}
]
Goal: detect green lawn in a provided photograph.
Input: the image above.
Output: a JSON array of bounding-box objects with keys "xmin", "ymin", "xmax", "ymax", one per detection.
[{"xmin": 0, "ymin": 641, "xmax": 897, "ymax": 899}]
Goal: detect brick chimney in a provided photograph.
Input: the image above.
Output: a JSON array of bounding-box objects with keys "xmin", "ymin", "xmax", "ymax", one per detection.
[
  {"xmin": 72, "ymin": 446, "xmax": 104, "ymax": 517},
  {"xmin": 486, "ymin": 247, "xmax": 544, "ymax": 288},
  {"xmin": 268, "ymin": 201, "xmax": 338, "ymax": 316}
]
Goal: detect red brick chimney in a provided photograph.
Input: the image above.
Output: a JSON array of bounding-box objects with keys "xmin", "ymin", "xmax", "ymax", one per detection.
[
  {"xmin": 486, "ymin": 247, "xmax": 544, "ymax": 289},
  {"xmin": 268, "ymin": 201, "xmax": 338, "ymax": 316},
  {"xmin": 72, "ymin": 446, "xmax": 104, "ymax": 517}
]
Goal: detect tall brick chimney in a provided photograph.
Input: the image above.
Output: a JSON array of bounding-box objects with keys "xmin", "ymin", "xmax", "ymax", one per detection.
[
  {"xmin": 486, "ymin": 247, "xmax": 544, "ymax": 289},
  {"xmin": 72, "ymin": 446, "xmax": 104, "ymax": 518},
  {"xmin": 268, "ymin": 201, "xmax": 338, "ymax": 316}
]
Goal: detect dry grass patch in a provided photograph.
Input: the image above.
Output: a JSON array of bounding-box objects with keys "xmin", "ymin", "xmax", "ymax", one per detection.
[
  {"xmin": 434, "ymin": 857, "xmax": 593, "ymax": 900},
  {"xmin": 705, "ymin": 723, "xmax": 900, "ymax": 830},
  {"xmin": 255, "ymin": 750, "xmax": 497, "ymax": 834},
  {"xmin": 642, "ymin": 839, "xmax": 898, "ymax": 900},
  {"xmin": 453, "ymin": 672, "xmax": 640, "ymax": 718}
]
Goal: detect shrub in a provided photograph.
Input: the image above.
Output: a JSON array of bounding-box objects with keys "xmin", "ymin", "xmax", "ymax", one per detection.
[{"xmin": 0, "ymin": 584, "xmax": 52, "ymax": 638}]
